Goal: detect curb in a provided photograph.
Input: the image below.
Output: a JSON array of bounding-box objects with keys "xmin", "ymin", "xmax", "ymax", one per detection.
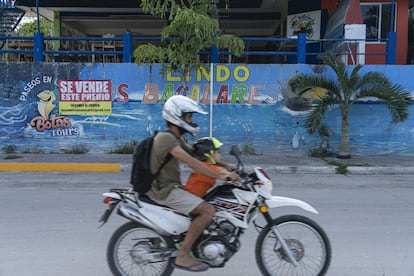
[
  {"xmin": 1, "ymin": 163, "xmax": 414, "ymax": 174},
  {"xmin": 347, "ymin": 166, "xmax": 414, "ymax": 175},
  {"xmin": 249, "ymin": 165, "xmax": 414, "ymax": 175},
  {"xmin": 265, "ymin": 166, "xmax": 336, "ymax": 174},
  {"xmin": 0, "ymin": 163, "xmax": 121, "ymax": 172}
]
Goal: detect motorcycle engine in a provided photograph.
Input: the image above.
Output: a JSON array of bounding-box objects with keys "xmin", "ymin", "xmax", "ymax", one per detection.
[{"xmin": 196, "ymin": 220, "xmax": 239, "ymax": 267}]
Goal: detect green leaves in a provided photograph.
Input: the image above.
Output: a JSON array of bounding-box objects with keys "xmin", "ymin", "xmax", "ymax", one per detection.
[
  {"xmin": 17, "ymin": 18, "xmax": 54, "ymax": 36},
  {"xmin": 135, "ymin": 0, "xmax": 245, "ymax": 83},
  {"xmin": 214, "ymin": 34, "xmax": 245, "ymax": 56},
  {"xmin": 133, "ymin": 44, "xmax": 166, "ymax": 64}
]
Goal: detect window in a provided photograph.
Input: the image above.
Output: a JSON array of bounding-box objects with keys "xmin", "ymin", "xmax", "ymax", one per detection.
[{"xmin": 361, "ymin": 3, "xmax": 396, "ymax": 40}]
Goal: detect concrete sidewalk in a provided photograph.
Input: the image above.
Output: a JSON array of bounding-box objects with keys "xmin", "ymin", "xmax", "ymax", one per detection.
[{"xmin": 1, "ymin": 152, "xmax": 414, "ymax": 174}]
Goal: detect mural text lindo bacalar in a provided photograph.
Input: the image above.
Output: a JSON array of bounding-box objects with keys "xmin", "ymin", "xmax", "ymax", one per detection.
[{"xmin": 115, "ymin": 65, "xmax": 279, "ymax": 104}]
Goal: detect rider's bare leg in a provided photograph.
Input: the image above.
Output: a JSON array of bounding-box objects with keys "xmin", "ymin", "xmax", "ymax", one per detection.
[{"xmin": 175, "ymin": 201, "xmax": 215, "ymax": 269}]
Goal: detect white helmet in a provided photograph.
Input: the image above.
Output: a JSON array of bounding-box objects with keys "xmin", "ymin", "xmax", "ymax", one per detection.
[{"xmin": 162, "ymin": 95, "xmax": 207, "ymax": 136}]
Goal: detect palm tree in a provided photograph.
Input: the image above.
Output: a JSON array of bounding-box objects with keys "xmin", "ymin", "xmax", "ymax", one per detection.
[{"xmin": 288, "ymin": 54, "xmax": 413, "ymax": 159}]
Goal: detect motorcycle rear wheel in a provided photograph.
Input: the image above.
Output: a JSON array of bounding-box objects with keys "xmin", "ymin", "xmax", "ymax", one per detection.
[
  {"xmin": 107, "ymin": 221, "xmax": 175, "ymax": 276},
  {"xmin": 255, "ymin": 215, "xmax": 331, "ymax": 276}
]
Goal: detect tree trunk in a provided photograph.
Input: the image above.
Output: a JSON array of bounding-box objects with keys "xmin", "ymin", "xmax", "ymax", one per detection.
[{"xmin": 338, "ymin": 114, "xmax": 351, "ymax": 159}]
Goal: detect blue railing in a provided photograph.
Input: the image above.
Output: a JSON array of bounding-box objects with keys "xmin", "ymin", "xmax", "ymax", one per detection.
[{"xmin": 0, "ymin": 32, "xmax": 394, "ymax": 64}]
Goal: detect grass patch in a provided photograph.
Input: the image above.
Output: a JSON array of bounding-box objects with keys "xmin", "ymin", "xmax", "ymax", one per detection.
[
  {"xmin": 61, "ymin": 144, "xmax": 90, "ymax": 154},
  {"xmin": 21, "ymin": 148, "xmax": 46, "ymax": 154},
  {"xmin": 4, "ymin": 154, "xmax": 23, "ymax": 160},
  {"xmin": 308, "ymin": 148, "xmax": 337, "ymax": 158},
  {"xmin": 327, "ymin": 161, "xmax": 349, "ymax": 174},
  {"xmin": 2, "ymin": 144, "xmax": 17, "ymax": 154},
  {"xmin": 110, "ymin": 141, "xmax": 138, "ymax": 154}
]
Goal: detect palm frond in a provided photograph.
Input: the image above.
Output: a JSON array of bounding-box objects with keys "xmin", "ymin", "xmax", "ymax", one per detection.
[
  {"xmin": 288, "ymin": 75, "xmax": 340, "ymax": 99},
  {"xmin": 348, "ymin": 64, "xmax": 363, "ymax": 90},
  {"xmin": 305, "ymin": 96, "xmax": 336, "ymax": 134},
  {"xmin": 359, "ymin": 71, "xmax": 391, "ymax": 87},
  {"xmin": 358, "ymin": 84, "xmax": 413, "ymax": 122},
  {"xmin": 319, "ymin": 55, "xmax": 351, "ymax": 94}
]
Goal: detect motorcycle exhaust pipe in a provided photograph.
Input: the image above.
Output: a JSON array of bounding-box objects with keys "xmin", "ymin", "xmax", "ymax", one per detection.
[{"xmin": 117, "ymin": 204, "xmax": 170, "ymax": 235}]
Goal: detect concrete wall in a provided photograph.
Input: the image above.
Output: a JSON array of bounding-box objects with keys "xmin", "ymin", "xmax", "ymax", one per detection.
[{"xmin": 1, "ymin": 62, "xmax": 413, "ymax": 155}]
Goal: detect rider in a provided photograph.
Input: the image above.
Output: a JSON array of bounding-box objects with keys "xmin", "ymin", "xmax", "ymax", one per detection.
[
  {"xmin": 146, "ymin": 95, "xmax": 240, "ymax": 272},
  {"xmin": 185, "ymin": 137, "xmax": 235, "ymax": 197}
]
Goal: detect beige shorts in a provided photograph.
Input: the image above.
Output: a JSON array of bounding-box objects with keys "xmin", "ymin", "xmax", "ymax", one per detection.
[{"xmin": 152, "ymin": 186, "xmax": 204, "ymax": 215}]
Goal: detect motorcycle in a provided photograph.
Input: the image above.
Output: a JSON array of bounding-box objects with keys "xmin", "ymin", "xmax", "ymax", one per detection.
[{"xmin": 99, "ymin": 144, "xmax": 332, "ymax": 276}]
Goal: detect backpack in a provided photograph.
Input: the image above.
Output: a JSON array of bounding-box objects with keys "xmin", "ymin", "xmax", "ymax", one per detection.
[{"xmin": 130, "ymin": 132, "xmax": 172, "ymax": 194}]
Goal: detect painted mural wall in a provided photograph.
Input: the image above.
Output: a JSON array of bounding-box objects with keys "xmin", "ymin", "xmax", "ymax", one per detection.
[{"xmin": 1, "ymin": 62, "xmax": 413, "ymax": 155}]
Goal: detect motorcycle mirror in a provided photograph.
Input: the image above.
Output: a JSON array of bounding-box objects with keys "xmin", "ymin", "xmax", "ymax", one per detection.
[
  {"xmin": 229, "ymin": 144, "xmax": 242, "ymax": 156},
  {"xmin": 229, "ymin": 144, "xmax": 244, "ymax": 172}
]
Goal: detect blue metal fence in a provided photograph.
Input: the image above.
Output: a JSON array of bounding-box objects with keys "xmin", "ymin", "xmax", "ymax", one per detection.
[{"xmin": 0, "ymin": 32, "xmax": 392, "ymax": 64}]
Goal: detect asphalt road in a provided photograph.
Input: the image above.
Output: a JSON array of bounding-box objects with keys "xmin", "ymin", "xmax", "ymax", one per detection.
[{"xmin": 1, "ymin": 171, "xmax": 414, "ymax": 276}]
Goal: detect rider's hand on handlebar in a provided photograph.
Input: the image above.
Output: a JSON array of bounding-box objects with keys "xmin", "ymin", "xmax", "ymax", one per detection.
[{"xmin": 222, "ymin": 171, "xmax": 241, "ymax": 182}]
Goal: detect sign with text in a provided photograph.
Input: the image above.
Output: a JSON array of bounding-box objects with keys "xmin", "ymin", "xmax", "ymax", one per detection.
[
  {"xmin": 287, "ymin": 10, "xmax": 321, "ymax": 40},
  {"xmin": 58, "ymin": 80, "xmax": 112, "ymax": 115}
]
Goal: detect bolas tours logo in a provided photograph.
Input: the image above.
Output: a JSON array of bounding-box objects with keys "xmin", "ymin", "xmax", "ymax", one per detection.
[
  {"xmin": 29, "ymin": 90, "xmax": 73, "ymax": 133},
  {"xmin": 22, "ymin": 76, "xmax": 80, "ymax": 136}
]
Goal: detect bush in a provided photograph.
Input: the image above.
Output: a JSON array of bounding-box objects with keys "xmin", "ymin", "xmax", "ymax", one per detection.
[
  {"xmin": 4, "ymin": 154, "xmax": 23, "ymax": 160},
  {"xmin": 242, "ymin": 143, "xmax": 256, "ymax": 155},
  {"xmin": 110, "ymin": 141, "xmax": 138, "ymax": 154},
  {"xmin": 61, "ymin": 144, "xmax": 90, "ymax": 154},
  {"xmin": 21, "ymin": 148, "xmax": 46, "ymax": 154},
  {"xmin": 2, "ymin": 144, "xmax": 17, "ymax": 154},
  {"xmin": 308, "ymin": 148, "xmax": 337, "ymax": 158}
]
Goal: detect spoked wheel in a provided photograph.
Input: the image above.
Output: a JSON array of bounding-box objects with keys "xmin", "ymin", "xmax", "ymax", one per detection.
[
  {"xmin": 256, "ymin": 215, "xmax": 331, "ymax": 276},
  {"xmin": 107, "ymin": 221, "xmax": 175, "ymax": 276}
]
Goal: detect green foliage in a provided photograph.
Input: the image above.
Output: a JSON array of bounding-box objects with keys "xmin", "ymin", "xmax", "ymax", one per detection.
[
  {"xmin": 289, "ymin": 54, "xmax": 413, "ymax": 158},
  {"xmin": 134, "ymin": 44, "xmax": 166, "ymax": 63},
  {"xmin": 110, "ymin": 141, "xmax": 139, "ymax": 154},
  {"xmin": 2, "ymin": 144, "xmax": 17, "ymax": 154},
  {"xmin": 4, "ymin": 154, "xmax": 23, "ymax": 160},
  {"xmin": 141, "ymin": 0, "xmax": 219, "ymax": 20},
  {"xmin": 61, "ymin": 144, "xmax": 90, "ymax": 154},
  {"xmin": 308, "ymin": 148, "xmax": 336, "ymax": 158},
  {"xmin": 17, "ymin": 18, "xmax": 54, "ymax": 36},
  {"xmin": 241, "ymin": 143, "xmax": 256, "ymax": 155},
  {"xmin": 318, "ymin": 124, "xmax": 330, "ymax": 138},
  {"xmin": 135, "ymin": 0, "xmax": 245, "ymax": 85},
  {"xmin": 334, "ymin": 163, "xmax": 348, "ymax": 174},
  {"xmin": 214, "ymin": 34, "xmax": 244, "ymax": 56},
  {"xmin": 21, "ymin": 148, "xmax": 46, "ymax": 154}
]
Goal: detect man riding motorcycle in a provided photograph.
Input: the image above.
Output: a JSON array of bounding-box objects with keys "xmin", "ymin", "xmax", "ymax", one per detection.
[{"xmin": 145, "ymin": 95, "xmax": 240, "ymax": 272}]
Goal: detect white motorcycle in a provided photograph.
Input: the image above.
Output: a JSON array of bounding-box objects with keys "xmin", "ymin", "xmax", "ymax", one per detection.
[{"xmin": 99, "ymin": 144, "xmax": 331, "ymax": 275}]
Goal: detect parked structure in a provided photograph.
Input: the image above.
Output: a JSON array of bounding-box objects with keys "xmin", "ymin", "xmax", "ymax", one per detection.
[
  {"xmin": 0, "ymin": 0, "xmax": 413, "ymax": 64},
  {"xmin": 1, "ymin": 1, "xmax": 414, "ymax": 156}
]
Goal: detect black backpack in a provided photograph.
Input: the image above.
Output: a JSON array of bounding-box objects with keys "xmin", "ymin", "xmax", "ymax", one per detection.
[{"xmin": 130, "ymin": 132, "xmax": 172, "ymax": 194}]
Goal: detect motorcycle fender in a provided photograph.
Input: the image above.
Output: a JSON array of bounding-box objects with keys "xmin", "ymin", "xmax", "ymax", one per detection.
[
  {"xmin": 265, "ymin": 196, "xmax": 319, "ymax": 214},
  {"xmin": 103, "ymin": 192, "xmax": 122, "ymax": 200}
]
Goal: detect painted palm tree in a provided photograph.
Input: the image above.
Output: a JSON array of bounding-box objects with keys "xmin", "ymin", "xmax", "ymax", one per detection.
[{"xmin": 288, "ymin": 54, "xmax": 413, "ymax": 158}]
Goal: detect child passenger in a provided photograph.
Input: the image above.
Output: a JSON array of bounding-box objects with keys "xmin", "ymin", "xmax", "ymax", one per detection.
[{"xmin": 185, "ymin": 137, "xmax": 234, "ymax": 197}]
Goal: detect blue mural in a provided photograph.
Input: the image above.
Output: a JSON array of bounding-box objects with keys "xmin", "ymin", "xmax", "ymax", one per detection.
[{"xmin": 0, "ymin": 62, "xmax": 413, "ymax": 155}]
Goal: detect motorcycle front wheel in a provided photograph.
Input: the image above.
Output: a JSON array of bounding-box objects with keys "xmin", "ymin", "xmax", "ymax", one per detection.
[
  {"xmin": 255, "ymin": 215, "xmax": 331, "ymax": 276},
  {"xmin": 107, "ymin": 221, "xmax": 175, "ymax": 276}
]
